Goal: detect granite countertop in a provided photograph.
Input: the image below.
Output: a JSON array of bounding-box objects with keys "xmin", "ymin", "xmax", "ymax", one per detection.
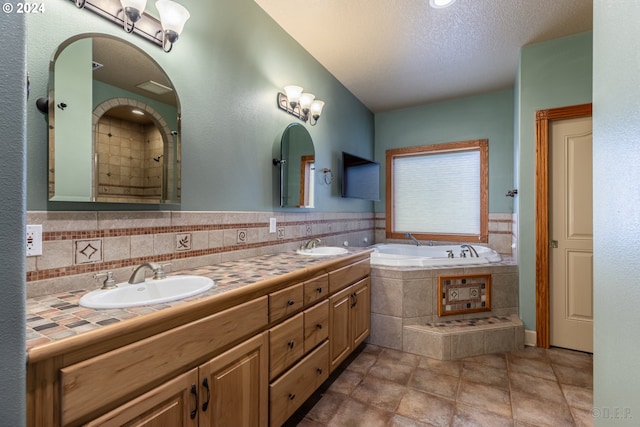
[{"xmin": 26, "ymin": 250, "xmax": 368, "ymax": 351}]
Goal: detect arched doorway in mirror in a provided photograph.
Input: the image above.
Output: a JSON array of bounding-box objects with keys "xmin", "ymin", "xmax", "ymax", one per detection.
[{"xmin": 92, "ymin": 98, "xmax": 177, "ymax": 203}]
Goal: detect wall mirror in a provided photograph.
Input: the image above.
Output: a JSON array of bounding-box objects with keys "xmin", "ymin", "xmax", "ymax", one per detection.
[
  {"xmin": 46, "ymin": 34, "xmax": 181, "ymax": 204},
  {"xmin": 274, "ymin": 123, "xmax": 315, "ymax": 208}
]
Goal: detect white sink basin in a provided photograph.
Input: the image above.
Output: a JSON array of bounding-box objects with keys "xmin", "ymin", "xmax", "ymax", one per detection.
[
  {"xmin": 296, "ymin": 246, "xmax": 349, "ymax": 256},
  {"xmin": 79, "ymin": 275, "xmax": 215, "ymax": 309}
]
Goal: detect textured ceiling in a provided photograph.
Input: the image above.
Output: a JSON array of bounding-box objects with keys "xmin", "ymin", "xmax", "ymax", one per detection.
[{"xmin": 255, "ymin": 0, "xmax": 593, "ymax": 113}]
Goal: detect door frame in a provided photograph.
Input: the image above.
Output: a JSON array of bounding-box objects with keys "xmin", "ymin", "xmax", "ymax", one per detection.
[{"xmin": 535, "ymin": 103, "xmax": 592, "ymax": 348}]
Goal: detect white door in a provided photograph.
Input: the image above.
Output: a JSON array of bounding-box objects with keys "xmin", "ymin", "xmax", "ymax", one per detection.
[{"xmin": 550, "ymin": 116, "xmax": 593, "ymax": 353}]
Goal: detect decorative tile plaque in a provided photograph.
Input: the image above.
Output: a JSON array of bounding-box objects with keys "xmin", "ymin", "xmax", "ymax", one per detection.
[{"xmin": 438, "ymin": 274, "xmax": 491, "ymax": 316}]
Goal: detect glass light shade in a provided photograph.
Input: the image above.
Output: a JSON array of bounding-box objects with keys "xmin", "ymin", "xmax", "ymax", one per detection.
[
  {"xmin": 429, "ymin": 0, "xmax": 456, "ymax": 8},
  {"xmin": 156, "ymin": 0, "xmax": 191, "ymax": 36},
  {"xmin": 310, "ymin": 100, "xmax": 325, "ymax": 118},
  {"xmin": 120, "ymin": 0, "xmax": 147, "ymax": 21},
  {"xmin": 121, "ymin": 0, "xmax": 147, "ymax": 13},
  {"xmin": 299, "ymin": 93, "xmax": 316, "ymax": 112},
  {"xmin": 284, "ymin": 85, "xmax": 304, "ymax": 106}
]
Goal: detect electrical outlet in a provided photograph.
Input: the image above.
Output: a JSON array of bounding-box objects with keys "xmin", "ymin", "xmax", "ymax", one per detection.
[
  {"xmin": 26, "ymin": 224, "xmax": 43, "ymax": 257},
  {"xmin": 269, "ymin": 217, "xmax": 277, "ymax": 233}
]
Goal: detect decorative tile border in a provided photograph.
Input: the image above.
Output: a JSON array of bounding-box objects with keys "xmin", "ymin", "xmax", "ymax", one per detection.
[
  {"xmin": 438, "ymin": 274, "xmax": 491, "ymax": 316},
  {"xmin": 26, "ymin": 212, "xmax": 376, "ymax": 287}
]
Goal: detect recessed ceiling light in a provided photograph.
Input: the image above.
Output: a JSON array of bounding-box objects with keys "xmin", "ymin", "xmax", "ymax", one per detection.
[
  {"xmin": 131, "ymin": 109, "xmax": 145, "ymax": 116},
  {"xmin": 429, "ymin": 0, "xmax": 456, "ymax": 9}
]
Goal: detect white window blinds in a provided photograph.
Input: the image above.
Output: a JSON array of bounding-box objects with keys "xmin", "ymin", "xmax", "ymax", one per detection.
[{"xmin": 392, "ymin": 150, "xmax": 481, "ymax": 235}]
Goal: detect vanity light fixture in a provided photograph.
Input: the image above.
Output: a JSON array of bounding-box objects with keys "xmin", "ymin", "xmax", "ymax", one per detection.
[
  {"xmin": 72, "ymin": 0, "xmax": 190, "ymax": 52},
  {"xmin": 277, "ymin": 85, "xmax": 326, "ymax": 126}
]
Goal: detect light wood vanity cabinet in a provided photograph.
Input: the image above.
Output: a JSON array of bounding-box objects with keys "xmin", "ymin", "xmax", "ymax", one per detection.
[
  {"xmin": 26, "ymin": 253, "xmax": 371, "ymax": 427},
  {"xmin": 329, "ymin": 277, "xmax": 371, "ymax": 372},
  {"xmin": 84, "ymin": 333, "xmax": 268, "ymax": 427}
]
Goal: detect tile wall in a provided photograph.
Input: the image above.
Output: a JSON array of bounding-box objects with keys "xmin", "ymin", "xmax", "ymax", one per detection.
[
  {"xmin": 25, "ymin": 211, "xmax": 375, "ymax": 298},
  {"xmin": 95, "ymin": 115, "xmax": 164, "ymax": 203},
  {"xmin": 26, "ymin": 210, "xmax": 515, "ymax": 298},
  {"xmin": 375, "ymin": 213, "xmax": 515, "ymax": 256},
  {"xmin": 368, "ymin": 263, "xmax": 519, "ymax": 352}
]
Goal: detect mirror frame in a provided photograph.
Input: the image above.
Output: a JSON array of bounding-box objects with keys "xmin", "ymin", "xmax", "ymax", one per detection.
[{"xmin": 46, "ymin": 33, "xmax": 181, "ymax": 205}]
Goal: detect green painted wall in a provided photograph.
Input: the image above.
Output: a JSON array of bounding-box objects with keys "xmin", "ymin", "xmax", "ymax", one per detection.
[
  {"xmin": 51, "ymin": 37, "xmax": 93, "ymax": 201},
  {"xmin": 26, "ymin": 0, "xmax": 374, "ymax": 212},
  {"xmin": 374, "ymin": 89, "xmax": 515, "ymax": 214},
  {"xmin": 0, "ymin": 13, "xmax": 26, "ymax": 427},
  {"xmin": 516, "ymin": 32, "xmax": 593, "ymax": 331},
  {"xmin": 593, "ymin": 1, "xmax": 640, "ymax": 423}
]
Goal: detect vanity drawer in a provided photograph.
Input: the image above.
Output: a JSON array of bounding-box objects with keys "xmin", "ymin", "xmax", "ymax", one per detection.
[
  {"xmin": 329, "ymin": 259, "xmax": 370, "ymax": 293},
  {"xmin": 269, "ymin": 283, "xmax": 304, "ymax": 323},
  {"xmin": 59, "ymin": 297, "xmax": 268, "ymax": 426},
  {"xmin": 303, "ymin": 300, "xmax": 329, "ymax": 353},
  {"xmin": 269, "ymin": 341, "xmax": 329, "ymax": 427},
  {"xmin": 269, "ymin": 312, "xmax": 304, "ymax": 380},
  {"xmin": 303, "ymin": 274, "xmax": 328, "ymax": 306}
]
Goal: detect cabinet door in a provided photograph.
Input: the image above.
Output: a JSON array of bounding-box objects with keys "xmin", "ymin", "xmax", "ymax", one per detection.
[
  {"xmin": 199, "ymin": 332, "xmax": 269, "ymax": 427},
  {"xmin": 351, "ymin": 278, "xmax": 371, "ymax": 348},
  {"xmin": 329, "ymin": 285, "xmax": 352, "ymax": 372},
  {"xmin": 84, "ymin": 368, "xmax": 199, "ymax": 427}
]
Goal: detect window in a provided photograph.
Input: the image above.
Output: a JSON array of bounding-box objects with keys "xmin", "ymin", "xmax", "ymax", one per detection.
[{"xmin": 386, "ymin": 139, "xmax": 488, "ymax": 243}]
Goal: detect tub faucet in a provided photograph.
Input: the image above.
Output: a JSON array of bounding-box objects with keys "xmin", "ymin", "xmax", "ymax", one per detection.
[
  {"xmin": 405, "ymin": 232, "xmax": 422, "ymax": 246},
  {"xmin": 128, "ymin": 262, "xmax": 166, "ymax": 284},
  {"xmin": 302, "ymin": 238, "xmax": 321, "ymax": 250},
  {"xmin": 460, "ymin": 244, "xmax": 479, "ymax": 257}
]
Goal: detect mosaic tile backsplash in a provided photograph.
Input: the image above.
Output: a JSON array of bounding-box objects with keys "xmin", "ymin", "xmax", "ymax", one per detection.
[{"xmin": 26, "ymin": 210, "xmax": 375, "ymax": 298}]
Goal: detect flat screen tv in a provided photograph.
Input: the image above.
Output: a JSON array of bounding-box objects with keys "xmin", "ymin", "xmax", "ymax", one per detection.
[{"xmin": 341, "ymin": 152, "xmax": 380, "ymax": 201}]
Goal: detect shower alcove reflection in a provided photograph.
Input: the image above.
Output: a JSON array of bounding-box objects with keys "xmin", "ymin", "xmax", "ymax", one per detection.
[{"xmin": 93, "ymin": 100, "xmax": 179, "ymax": 203}]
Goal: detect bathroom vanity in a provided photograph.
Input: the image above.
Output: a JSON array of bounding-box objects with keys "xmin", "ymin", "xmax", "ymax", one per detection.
[{"xmin": 26, "ymin": 250, "xmax": 371, "ymax": 427}]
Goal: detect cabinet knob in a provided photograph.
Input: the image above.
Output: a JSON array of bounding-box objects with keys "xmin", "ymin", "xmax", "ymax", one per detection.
[
  {"xmin": 287, "ymin": 299, "xmax": 295, "ymax": 306},
  {"xmin": 316, "ymin": 368, "xmax": 323, "ymax": 375},
  {"xmin": 288, "ymin": 340, "xmax": 295, "ymax": 349},
  {"xmin": 288, "ymin": 393, "xmax": 296, "ymax": 400},
  {"xmin": 316, "ymin": 287, "xmax": 323, "ymax": 294},
  {"xmin": 316, "ymin": 323, "xmax": 323, "ymax": 330}
]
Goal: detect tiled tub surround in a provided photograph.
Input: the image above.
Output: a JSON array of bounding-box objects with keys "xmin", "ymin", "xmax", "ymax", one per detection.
[
  {"xmin": 374, "ymin": 212, "xmax": 516, "ymax": 256},
  {"xmin": 26, "ymin": 250, "xmax": 369, "ymax": 350},
  {"xmin": 369, "ymin": 262, "xmax": 523, "ymax": 360},
  {"xmin": 26, "ymin": 210, "xmax": 374, "ymax": 298}
]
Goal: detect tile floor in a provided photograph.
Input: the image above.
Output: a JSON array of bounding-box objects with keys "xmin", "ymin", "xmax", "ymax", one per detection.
[{"xmin": 288, "ymin": 344, "xmax": 593, "ymax": 427}]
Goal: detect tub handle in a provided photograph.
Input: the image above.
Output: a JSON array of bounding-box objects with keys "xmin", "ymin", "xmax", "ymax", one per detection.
[{"xmin": 446, "ymin": 250, "xmax": 454, "ymax": 259}]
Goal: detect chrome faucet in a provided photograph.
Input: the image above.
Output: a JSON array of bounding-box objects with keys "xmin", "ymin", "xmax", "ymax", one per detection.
[
  {"xmin": 405, "ymin": 232, "xmax": 422, "ymax": 246},
  {"xmin": 94, "ymin": 271, "xmax": 117, "ymax": 289},
  {"xmin": 128, "ymin": 262, "xmax": 167, "ymax": 284},
  {"xmin": 460, "ymin": 244, "xmax": 479, "ymax": 257},
  {"xmin": 301, "ymin": 238, "xmax": 321, "ymax": 250}
]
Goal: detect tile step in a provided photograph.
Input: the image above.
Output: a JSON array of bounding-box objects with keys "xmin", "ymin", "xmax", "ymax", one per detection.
[{"xmin": 402, "ymin": 315, "xmax": 524, "ymax": 360}]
